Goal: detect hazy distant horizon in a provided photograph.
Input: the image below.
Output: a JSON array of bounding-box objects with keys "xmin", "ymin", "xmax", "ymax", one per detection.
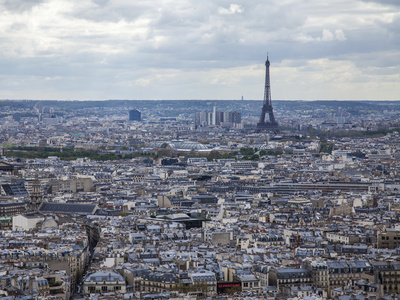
[{"xmin": 1, "ymin": 99, "xmax": 399, "ymax": 102}]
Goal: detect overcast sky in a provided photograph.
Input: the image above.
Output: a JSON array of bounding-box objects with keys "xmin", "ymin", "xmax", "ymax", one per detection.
[{"xmin": 0, "ymin": 0, "xmax": 399, "ymax": 101}]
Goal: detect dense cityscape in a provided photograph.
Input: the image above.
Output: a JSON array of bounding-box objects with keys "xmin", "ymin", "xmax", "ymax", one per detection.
[
  {"xmin": 1, "ymin": 0, "xmax": 399, "ymax": 298},
  {"xmin": 0, "ymin": 97, "xmax": 399, "ymax": 300}
]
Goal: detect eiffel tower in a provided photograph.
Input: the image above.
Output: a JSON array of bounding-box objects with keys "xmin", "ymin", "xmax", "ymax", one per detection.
[{"xmin": 256, "ymin": 55, "xmax": 279, "ymax": 133}]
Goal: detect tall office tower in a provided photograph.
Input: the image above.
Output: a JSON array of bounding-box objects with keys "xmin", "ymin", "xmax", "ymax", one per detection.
[
  {"xmin": 256, "ymin": 56, "xmax": 279, "ymax": 133},
  {"xmin": 194, "ymin": 111, "xmax": 210, "ymax": 127},
  {"xmin": 129, "ymin": 109, "xmax": 141, "ymax": 121},
  {"xmin": 223, "ymin": 111, "xmax": 242, "ymax": 124},
  {"xmin": 212, "ymin": 104, "xmax": 217, "ymax": 125}
]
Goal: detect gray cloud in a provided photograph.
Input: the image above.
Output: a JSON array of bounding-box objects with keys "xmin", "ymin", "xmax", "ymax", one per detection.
[
  {"xmin": 2, "ymin": 0, "xmax": 44, "ymax": 12},
  {"xmin": 360, "ymin": 0, "xmax": 400, "ymax": 6},
  {"xmin": 0, "ymin": 0, "xmax": 399, "ymax": 100},
  {"xmin": 91, "ymin": 0, "xmax": 109, "ymax": 7}
]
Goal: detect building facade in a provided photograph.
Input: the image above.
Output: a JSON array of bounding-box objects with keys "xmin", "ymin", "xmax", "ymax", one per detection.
[{"xmin": 129, "ymin": 109, "xmax": 141, "ymax": 121}]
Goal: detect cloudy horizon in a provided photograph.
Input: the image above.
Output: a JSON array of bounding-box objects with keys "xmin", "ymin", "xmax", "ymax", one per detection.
[{"xmin": 0, "ymin": 0, "xmax": 399, "ymax": 101}]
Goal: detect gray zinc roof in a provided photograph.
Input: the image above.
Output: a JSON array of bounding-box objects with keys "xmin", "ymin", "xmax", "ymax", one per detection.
[{"xmin": 39, "ymin": 202, "xmax": 97, "ymax": 214}]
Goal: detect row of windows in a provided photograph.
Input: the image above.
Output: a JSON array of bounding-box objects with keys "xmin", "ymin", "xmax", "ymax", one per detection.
[
  {"xmin": 330, "ymin": 280, "xmax": 348, "ymax": 286},
  {"xmin": 382, "ymin": 272, "xmax": 400, "ymax": 276},
  {"xmin": 383, "ymin": 285, "xmax": 400, "ymax": 290},
  {"xmin": 88, "ymin": 285, "xmax": 122, "ymax": 292},
  {"xmin": 380, "ymin": 236, "xmax": 400, "ymax": 240},
  {"xmin": 279, "ymin": 278, "xmax": 311, "ymax": 284},
  {"xmin": 243, "ymin": 282, "xmax": 259, "ymax": 288},
  {"xmin": 142, "ymin": 287, "xmax": 167, "ymax": 293},
  {"xmin": 141, "ymin": 282, "xmax": 173, "ymax": 289},
  {"xmin": 331, "ymin": 273, "xmax": 354, "ymax": 277},
  {"xmin": 315, "ymin": 276, "xmax": 329, "ymax": 281},
  {"xmin": 383, "ymin": 280, "xmax": 400, "ymax": 284}
]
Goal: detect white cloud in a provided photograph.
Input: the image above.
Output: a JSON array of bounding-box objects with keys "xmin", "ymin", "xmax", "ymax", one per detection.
[
  {"xmin": 321, "ymin": 29, "xmax": 334, "ymax": 41},
  {"xmin": 218, "ymin": 4, "xmax": 244, "ymax": 15},
  {"xmin": 318, "ymin": 29, "xmax": 346, "ymax": 42},
  {"xmin": 335, "ymin": 29, "xmax": 346, "ymax": 41},
  {"xmin": 295, "ymin": 29, "xmax": 347, "ymax": 43},
  {"xmin": 134, "ymin": 78, "xmax": 151, "ymax": 87}
]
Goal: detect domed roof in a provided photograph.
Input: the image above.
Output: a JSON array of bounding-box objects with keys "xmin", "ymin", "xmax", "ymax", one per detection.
[
  {"xmin": 173, "ymin": 141, "xmax": 208, "ymax": 151},
  {"xmin": 42, "ymin": 217, "xmax": 58, "ymax": 229},
  {"xmin": 151, "ymin": 140, "xmax": 209, "ymax": 151}
]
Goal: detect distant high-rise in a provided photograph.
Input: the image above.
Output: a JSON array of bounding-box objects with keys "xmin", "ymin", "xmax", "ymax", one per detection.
[
  {"xmin": 256, "ymin": 56, "xmax": 278, "ymax": 133},
  {"xmin": 212, "ymin": 104, "xmax": 217, "ymax": 126},
  {"xmin": 129, "ymin": 109, "xmax": 141, "ymax": 121},
  {"xmin": 194, "ymin": 110, "xmax": 241, "ymax": 128}
]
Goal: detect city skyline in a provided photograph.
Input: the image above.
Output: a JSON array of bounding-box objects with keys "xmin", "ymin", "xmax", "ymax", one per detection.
[
  {"xmin": 0, "ymin": 0, "xmax": 399, "ymax": 101},
  {"xmin": 0, "ymin": 89, "xmax": 400, "ymax": 298}
]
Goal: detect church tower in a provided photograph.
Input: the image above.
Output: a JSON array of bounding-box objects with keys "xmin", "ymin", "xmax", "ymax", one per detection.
[{"xmin": 29, "ymin": 175, "xmax": 42, "ymax": 211}]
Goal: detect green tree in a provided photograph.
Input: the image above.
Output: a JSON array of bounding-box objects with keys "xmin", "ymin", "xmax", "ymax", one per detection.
[
  {"xmin": 250, "ymin": 154, "xmax": 260, "ymax": 161},
  {"xmin": 76, "ymin": 269, "xmax": 83, "ymax": 284},
  {"xmin": 207, "ymin": 150, "xmax": 221, "ymax": 161},
  {"xmin": 240, "ymin": 148, "xmax": 255, "ymax": 156}
]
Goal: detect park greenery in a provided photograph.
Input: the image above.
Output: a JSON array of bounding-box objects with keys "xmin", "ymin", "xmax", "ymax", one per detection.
[
  {"xmin": 3, "ymin": 145, "xmax": 150, "ymax": 161},
  {"xmin": 4, "ymin": 125, "xmax": 398, "ymax": 161},
  {"xmin": 2, "ymin": 145, "xmax": 286, "ymax": 162}
]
